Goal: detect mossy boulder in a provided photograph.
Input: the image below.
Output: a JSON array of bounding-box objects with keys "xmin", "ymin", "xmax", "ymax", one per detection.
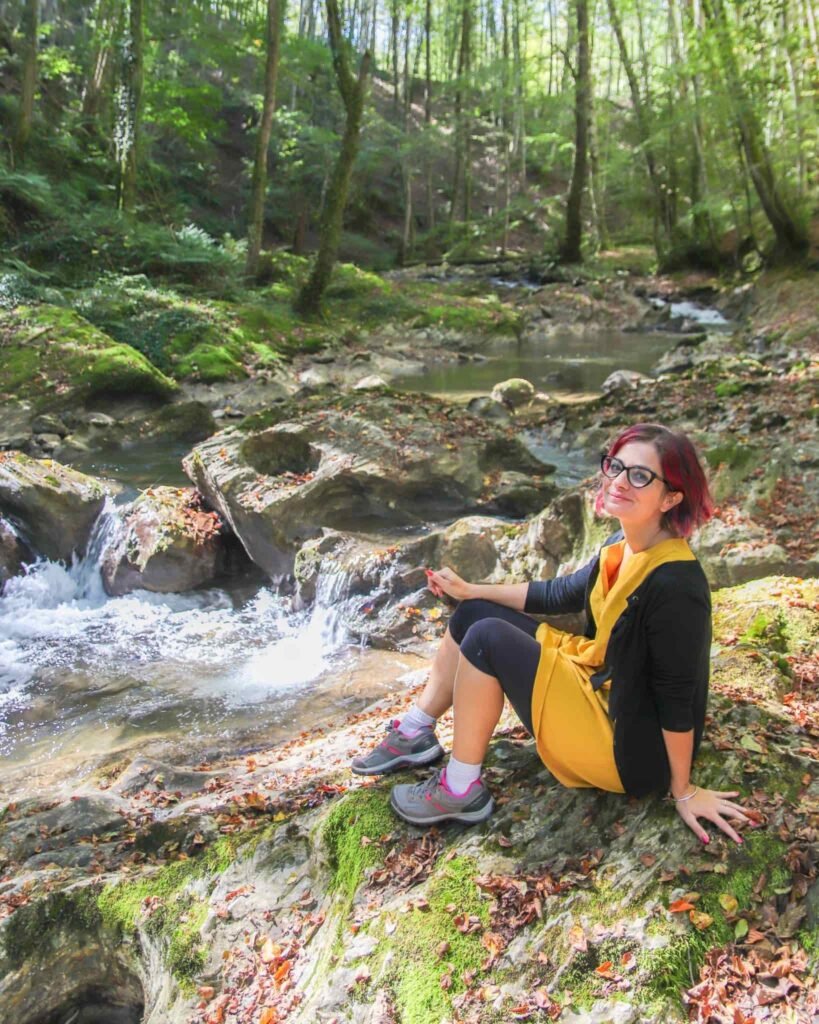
[
  {"xmin": 0, "ymin": 451, "xmax": 107, "ymax": 562},
  {"xmin": 183, "ymin": 394, "xmax": 557, "ymax": 578},
  {"xmin": 0, "ymin": 304, "xmax": 177, "ymax": 409}
]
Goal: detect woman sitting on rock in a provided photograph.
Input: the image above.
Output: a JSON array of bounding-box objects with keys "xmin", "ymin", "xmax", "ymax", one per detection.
[{"xmin": 352, "ymin": 422, "xmax": 751, "ymax": 844}]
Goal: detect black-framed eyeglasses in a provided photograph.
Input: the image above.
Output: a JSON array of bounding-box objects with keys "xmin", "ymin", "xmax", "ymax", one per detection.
[{"xmin": 600, "ymin": 454, "xmax": 672, "ymax": 489}]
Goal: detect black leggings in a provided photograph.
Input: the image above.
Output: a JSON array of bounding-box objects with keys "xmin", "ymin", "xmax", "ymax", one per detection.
[{"xmin": 448, "ymin": 599, "xmax": 542, "ymax": 735}]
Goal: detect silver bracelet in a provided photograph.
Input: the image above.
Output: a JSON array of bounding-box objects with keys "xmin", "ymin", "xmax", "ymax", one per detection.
[{"xmin": 673, "ymin": 786, "xmax": 699, "ymax": 803}]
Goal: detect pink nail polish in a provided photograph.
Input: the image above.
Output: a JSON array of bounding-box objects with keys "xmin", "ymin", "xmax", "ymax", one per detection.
[{"xmin": 701, "ymin": 835, "xmax": 709, "ymax": 844}]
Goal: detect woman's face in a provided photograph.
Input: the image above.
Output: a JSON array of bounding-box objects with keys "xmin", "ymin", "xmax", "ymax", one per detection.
[{"xmin": 601, "ymin": 440, "xmax": 682, "ymax": 531}]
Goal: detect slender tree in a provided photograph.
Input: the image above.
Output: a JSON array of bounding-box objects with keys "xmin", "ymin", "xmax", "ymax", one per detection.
[
  {"xmin": 700, "ymin": 0, "xmax": 807, "ymax": 260},
  {"xmin": 450, "ymin": 0, "xmax": 472, "ymax": 222},
  {"xmin": 294, "ymin": 0, "xmax": 371, "ymax": 314},
  {"xmin": 82, "ymin": 0, "xmax": 118, "ymax": 122},
  {"xmin": 560, "ymin": 0, "xmax": 590, "ymax": 262},
  {"xmin": 424, "ymin": 0, "xmax": 435, "ymax": 229},
  {"xmin": 115, "ymin": 0, "xmax": 144, "ymax": 212},
  {"xmin": 245, "ymin": 0, "xmax": 285, "ymax": 279},
  {"xmin": 606, "ymin": 0, "xmax": 672, "ymax": 257},
  {"xmin": 14, "ymin": 0, "xmax": 39, "ymax": 160}
]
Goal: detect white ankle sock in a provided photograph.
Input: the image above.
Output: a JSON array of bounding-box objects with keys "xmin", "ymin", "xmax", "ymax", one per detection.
[
  {"xmin": 398, "ymin": 704, "xmax": 436, "ymax": 736},
  {"xmin": 444, "ymin": 755, "xmax": 482, "ymax": 795}
]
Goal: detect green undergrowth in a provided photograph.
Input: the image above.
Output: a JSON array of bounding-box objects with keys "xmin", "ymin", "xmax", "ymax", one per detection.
[
  {"xmin": 2, "ymin": 250, "xmax": 520, "ymax": 391},
  {"xmin": 384, "ymin": 855, "xmax": 490, "ymax": 1024}
]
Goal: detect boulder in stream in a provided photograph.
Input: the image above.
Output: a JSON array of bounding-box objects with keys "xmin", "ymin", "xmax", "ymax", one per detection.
[
  {"xmin": 101, "ymin": 486, "xmax": 235, "ymax": 596},
  {"xmin": 600, "ymin": 369, "xmax": 654, "ymax": 394},
  {"xmin": 0, "ymin": 516, "xmax": 32, "ymax": 588},
  {"xmin": 293, "ymin": 515, "xmax": 506, "ymax": 647},
  {"xmin": 183, "ymin": 394, "xmax": 556, "ymax": 577},
  {"xmin": 0, "ymin": 452, "xmax": 107, "ymax": 563},
  {"xmin": 491, "ymin": 377, "xmax": 536, "ymax": 409}
]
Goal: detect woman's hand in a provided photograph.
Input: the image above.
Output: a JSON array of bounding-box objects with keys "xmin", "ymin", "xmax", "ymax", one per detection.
[
  {"xmin": 674, "ymin": 786, "xmax": 752, "ymax": 845},
  {"xmin": 425, "ymin": 567, "xmax": 474, "ymax": 602}
]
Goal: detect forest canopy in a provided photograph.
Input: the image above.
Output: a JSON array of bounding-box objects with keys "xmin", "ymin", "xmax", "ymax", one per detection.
[{"xmin": 0, "ymin": 0, "xmax": 817, "ymax": 291}]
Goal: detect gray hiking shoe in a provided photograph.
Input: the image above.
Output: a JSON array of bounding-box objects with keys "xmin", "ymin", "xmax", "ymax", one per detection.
[
  {"xmin": 390, "ymin": 769, "xmax": 494, "ymax": 825},
  {"xmin": 351, "ymin": 719, "xmax": 444, "ymax": 776}
]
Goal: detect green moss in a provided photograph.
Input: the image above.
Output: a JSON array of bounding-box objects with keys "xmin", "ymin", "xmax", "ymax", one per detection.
[
  {"xmin": 322, "ymin": 787, "xmax": 395, "ymax": 908},
  {"xmin": 714, "ymin": 380, "xmax": 748, "ymax": 398},
  {"xmin": 93, "ymin": 838, "xmax": 261, "ymax": 988},
  {"xmin": 80, "ymin": 345, "xmax": 177, "ymax": 398},
  {"xmin": 557, "ymin": 936, "xmax": 641, "ymax": 1010},
  {"xmin": 0, "ymin": 304, "xmax": 177, "ymax": 404},
  {"xmin": 164, "ymin": 898, "xmax": 209, "ymax": 988},
  {"xmin": 704, "ymin": 442, "xmax": 759, "ymax": 474},
  {"xmin": 640, "ymin": 831, "xmax": 791, "ymax": 1009},
  {"xmin": 2, "ymin": 887, "xmax": 103, "ymax": 968},
  {"xmin": 413, "ymin": 299, "xmax": 515, "ymax": 335},
  {"xmin": 97, "ymin": 858, "xmax": 202, "ymax": 935},
  {"xmin": 387, "ymin": 856, "xmax": 489, "ymax": 1024},
  {"xmin": 173, "ymin": 342, "xmax": 247, "ymax": 382}
]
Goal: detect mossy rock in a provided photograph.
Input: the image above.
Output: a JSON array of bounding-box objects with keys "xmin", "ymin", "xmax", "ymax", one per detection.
[{"xmin": 0, "ymin": 304, "xmax": 177, "ymax": 408}]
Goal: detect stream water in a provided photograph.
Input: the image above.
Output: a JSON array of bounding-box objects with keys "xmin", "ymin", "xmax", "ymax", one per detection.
[
  {"xmin": 0, "ymin": 292, "xmax": 730, "ymax": 799},
  {"xmin": 395, "ymin": 326, "xmax": 673, "ymax": 400},
  {"xmin": 0, "ymin": 509, "xmax": 423, "ymax": 800}
]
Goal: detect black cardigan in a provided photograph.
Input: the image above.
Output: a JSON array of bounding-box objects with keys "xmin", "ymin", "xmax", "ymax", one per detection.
[{"xmin": 525, "ymin": 533, "xmax": 711, "ymax": 797}]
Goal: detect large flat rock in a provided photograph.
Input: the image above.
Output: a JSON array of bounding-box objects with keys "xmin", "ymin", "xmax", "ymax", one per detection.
[{"xmin": 183, "ymin": 394, "xmax": 556, "ymax": 577}]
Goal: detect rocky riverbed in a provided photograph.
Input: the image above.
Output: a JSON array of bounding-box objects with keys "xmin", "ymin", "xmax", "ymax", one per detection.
[{"xmin": 0, "ymin": 263, "xmax": 817, "ymax": 1023}]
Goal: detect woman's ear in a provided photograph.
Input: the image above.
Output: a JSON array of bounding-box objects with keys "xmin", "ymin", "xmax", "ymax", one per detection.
[{"xmin": 662, "ymin": 490, "xmax": 684, "ymax": 512}]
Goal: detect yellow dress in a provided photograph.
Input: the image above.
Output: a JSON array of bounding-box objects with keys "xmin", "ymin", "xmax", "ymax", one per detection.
[{"xmin": 529, "ymin": 537, "xmax": 696, "ymax": 793}]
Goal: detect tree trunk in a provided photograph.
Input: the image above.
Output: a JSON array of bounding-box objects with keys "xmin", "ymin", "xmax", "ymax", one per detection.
[
  {"xmin": 450, "ymin": 0, "xmax": 471, "ymax": 222},
  {"xmin": 424, "ymin": 0, "xmax": 434, "ymax": 229},
  {"xmin": 245, "ymin": 0, "xmax": 284, "ymax": 279},
  {"xmin": 501, "ymin": 0, "xmax": 512, "ymax": 253},
  {"xmin": 294, "ymin": 0, "xmax": 371, "ymax": 315},
  {"xmin": 116, "ymin": 0, "xmax": 144, "ymax": 212},
  {"xmin": 391, "ymin": 0, "xmax": 400, "ymax": 106},
  {"xmin": 81, "ymin": 0, "xmax": 117, "ymax": 121},
  {"xmin": 14, "ymin": 0, "xmax": 38, "ymax": 159},
  {"xmin": 588, "ymin": 84, "xmax": 609, "ymax": 249},
  {"xmin": 559, "ymin": 0, "xmax": 589, "ymax": 263},
  {"xmin": 512, "ymin": 0, "xmax": 526, "ymax": 184},
  {"xmin": 606, "ymin": 0, "xmax": 670, "ymax": 257},
  {"xmin": 700, "ymin": 0, "xmax": 808, "ymax": 259}
]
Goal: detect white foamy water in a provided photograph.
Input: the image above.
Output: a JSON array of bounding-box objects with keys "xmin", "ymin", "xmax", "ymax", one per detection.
[
  {"xmin": 650, "ymin": 297, "xmax": 729, "ymax": 325},
  {"xmin": 0, "ymin": 508, "xmax": 354, "ymax": 764}
]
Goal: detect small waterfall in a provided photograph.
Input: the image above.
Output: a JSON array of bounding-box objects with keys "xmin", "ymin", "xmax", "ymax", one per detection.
[{"xmin": 71, "ymin": 497, "xmax": 125, "ymax": 601}]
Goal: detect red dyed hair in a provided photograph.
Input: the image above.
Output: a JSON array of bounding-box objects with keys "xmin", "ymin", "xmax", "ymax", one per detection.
[{"xmin": 595, "ymin": 423, "xmax": 714, "ymax": 538}]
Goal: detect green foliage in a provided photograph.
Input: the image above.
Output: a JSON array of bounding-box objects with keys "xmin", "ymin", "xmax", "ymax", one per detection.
[{"xmin": 741, "ymin": 610, "xmax": 789, "ymax": 653}]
